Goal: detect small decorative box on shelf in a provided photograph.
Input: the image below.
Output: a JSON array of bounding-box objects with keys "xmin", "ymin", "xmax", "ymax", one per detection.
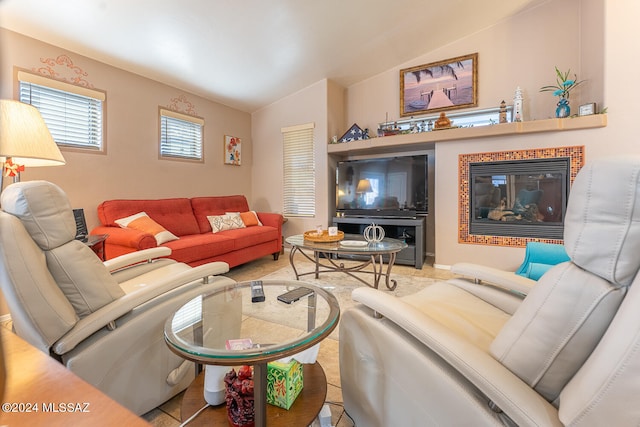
[{"xmin": 266, "ymin": 359, "xmax": 304, "ymax": 410}]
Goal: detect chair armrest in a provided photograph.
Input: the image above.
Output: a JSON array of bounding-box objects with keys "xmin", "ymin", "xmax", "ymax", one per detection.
[
  {"xmin": 52, "ymin": 262, "xmax": 230, "ymax": 354},
  {"xmin": 91, "ymin": 226, "xmax": 157, "ymax": 250},
  {"xmin": 103, "ymin": 247, "xmax": 172, "ymax": 273},
  {"xmin": 351, "ymin": 287, "xmax": 562, "ymax": 427},
  {"xmin": 451, "ymin": 262, "xmax": 536, "ymax": 296}
]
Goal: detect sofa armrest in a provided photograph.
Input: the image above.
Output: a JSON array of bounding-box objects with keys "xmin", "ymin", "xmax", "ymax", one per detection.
[
  {"xmin": 350, "ymin": 287, "xmax": 562, "ymax": 427},
  {"xmin": 91, "ymin": 225, "xmax": 157, "ymax": 251},
  {"xmin": 257, "ymin": 212, "xmax": 282, "ymax": 232},
  {"xmin": 52, "ymin": 262, "xmax": 231, "ymax": 354}
]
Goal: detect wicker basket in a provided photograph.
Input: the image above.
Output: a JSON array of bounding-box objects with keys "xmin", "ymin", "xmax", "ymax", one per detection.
[{"xmin": 303, "ymin": 229, "xmax": 344, "ymax": 242}]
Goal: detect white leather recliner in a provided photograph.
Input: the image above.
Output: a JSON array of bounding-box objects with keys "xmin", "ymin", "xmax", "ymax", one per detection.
[
  {"xmin": 340, "ymin": 156, "xmax": 640, "ymax": 426},
  {"xmin": 0, "ymin": 180, "xmax": 236, "ymax": 415}
]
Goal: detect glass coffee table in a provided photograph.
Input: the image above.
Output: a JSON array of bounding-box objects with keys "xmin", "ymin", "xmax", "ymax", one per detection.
[
  {"xmin": 164, "ymin": 280, "xmax": 340, "ymax": 427},
  {"xmin": 285, "ymin": 234, "xmax": 408, "ymax": 290}
]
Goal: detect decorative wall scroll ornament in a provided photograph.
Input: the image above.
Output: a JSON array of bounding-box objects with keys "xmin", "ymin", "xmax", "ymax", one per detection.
[
  {"xmin": 364, "ymin": 223, "xmax": 385, "ymax": 243},
  {"xmin": 32, "ymin": 54, "xmax": 94, "ymax": 88},
  {"xmin": 224, "ymin": 135, "xmax": 241, "ymax": 166},
  {"xmin": 513, "ymin": 87, "xmax": 523, "ymax": 122},
  {"xmin": 338, "ymin": 123, "xmax": 368, "ymax": 143},
  {"xmin": 167, "ymin": 94, "xmax": 197, "ymax": 115},
  {"xmin": 400, "ymin": 53, "xmax": 478, "ymax": 117}
]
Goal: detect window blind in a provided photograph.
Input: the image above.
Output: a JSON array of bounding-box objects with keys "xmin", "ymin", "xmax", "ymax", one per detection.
[
  {"xmin": 18, "ymin": 73, "xmax": 105, "ymax": 151},
  {"xmin": 282, "ymin": 123, "xmax": 315, "ymax": 217},
  {"xmin": 159, "ymin": 108, "xmax": 204, "ymax": 161}
]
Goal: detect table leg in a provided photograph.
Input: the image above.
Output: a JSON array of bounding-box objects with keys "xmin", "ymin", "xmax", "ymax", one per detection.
[
  {"xmin": 384, "ymin": 252, "xmax": 399, "ymax": 291},
  {"xmin": 314, "ymin": 251, "xmax": 320, "ymax": 279},
  {"xmin": 288, "ymin": 246, "xmax": 301, "ymax": 279},
  {"xmin": 254, "ymin": 362, "xmax": 267, "ymax": 427}
]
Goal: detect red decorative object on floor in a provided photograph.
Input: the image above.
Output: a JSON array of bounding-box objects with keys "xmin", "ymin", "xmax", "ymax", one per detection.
[{"xmin": 225, "ymin": 365, "xmax": 255, "ymax": 427}]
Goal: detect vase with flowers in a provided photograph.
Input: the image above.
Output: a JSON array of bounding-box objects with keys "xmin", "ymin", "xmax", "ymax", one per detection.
[{"xmin": 540, "ymin": 67, "xmax": 584, "ymax": 118}]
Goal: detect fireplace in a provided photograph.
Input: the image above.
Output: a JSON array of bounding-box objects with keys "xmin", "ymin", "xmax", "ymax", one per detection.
[
  {"xmin": 458, "ymin": 146, "xmax": 584, "ymax": 247},
  {"xmin": 469, "ymin": 158, "xmax": 568, "ymax": 239}
]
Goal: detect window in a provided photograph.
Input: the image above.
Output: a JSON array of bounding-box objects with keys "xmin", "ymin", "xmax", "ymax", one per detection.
[
  {"xmin": 18, "ymin": 70, "xmax": 105, "ymax": 152},
  {"xmin": 159, "ymin": 108, "xmax": 204, "ymax": 161},
  {"xmin": 282, "ymin": 123, "xmax": 315, "ymax": 217}
]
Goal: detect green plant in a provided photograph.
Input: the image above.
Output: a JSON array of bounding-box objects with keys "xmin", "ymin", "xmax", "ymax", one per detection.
[{"xmin": 540, "ymin": 67, "xmax": 584, "ymax": 100}]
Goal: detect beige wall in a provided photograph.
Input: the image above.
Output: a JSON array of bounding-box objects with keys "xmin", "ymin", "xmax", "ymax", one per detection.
[
  {"xmin": 0, "ymin": 29, "xmax": 253, "ymax": 232},
  {"xmin": 251, "ymin": 79, "xmax": 334, "ymax": 237}
]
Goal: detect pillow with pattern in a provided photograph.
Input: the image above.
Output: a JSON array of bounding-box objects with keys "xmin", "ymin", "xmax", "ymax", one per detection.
[{"xmin": 208, "ymin": 213, "xmax": 246, "ymax": 233}]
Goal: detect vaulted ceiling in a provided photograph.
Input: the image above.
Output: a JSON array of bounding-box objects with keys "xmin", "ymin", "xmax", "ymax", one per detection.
[{"xmin": 0, "ymin": 0, "xmax": 547, "ymax": 113}]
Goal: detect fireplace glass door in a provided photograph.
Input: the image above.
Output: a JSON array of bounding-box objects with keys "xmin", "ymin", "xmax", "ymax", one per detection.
[{"xmin": 469, "ymin": 158, "xmax": 569, "ymax": 239}]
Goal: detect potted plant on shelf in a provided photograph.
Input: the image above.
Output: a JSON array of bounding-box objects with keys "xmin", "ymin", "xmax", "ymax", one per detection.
[{"xmin": 540, "ymin": 67, "xmax": 584, "ymax": 118}]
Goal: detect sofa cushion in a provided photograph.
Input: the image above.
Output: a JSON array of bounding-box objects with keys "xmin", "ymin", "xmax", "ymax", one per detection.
[
  {"xmin": 162, "ymin": 233, "xmax": 236, "ymax": 264},
  {"xmin": 114, "ymin": 211, "xmax": 179, "ymax": 245},
  {"xmin": 191, "ymin": 196, "xmax": 251, "ymax": 233},
  {"xmin": 219, "ymin": 226, "xmax": 279, "ymax": 250},
  {"xmin": 98, "ymin": 198, "xmax": 200, "ymax": 236},
  {"xmin": 208, "ymin": 213, "xmax": 245, "ymax": 233}
]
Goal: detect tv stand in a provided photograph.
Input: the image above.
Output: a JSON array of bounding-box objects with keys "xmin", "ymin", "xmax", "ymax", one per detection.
[{"xmin": 332, "ymin": 216, "xmax": 426, "ymax": 269}]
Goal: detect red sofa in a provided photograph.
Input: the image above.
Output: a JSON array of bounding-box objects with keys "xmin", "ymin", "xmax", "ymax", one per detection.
[{"xmin": 91, "ymin": 195, "xmax": 282, "ymax": 268}]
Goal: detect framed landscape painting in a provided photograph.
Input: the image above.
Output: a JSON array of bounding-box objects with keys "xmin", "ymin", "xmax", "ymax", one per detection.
[
  {"xmin": 224, "ymin": 135, "xmax": 241, "ymax": 165},
  {"xmin": 400, "ymin": 53, "xmax": 478, "ymax": 117}
]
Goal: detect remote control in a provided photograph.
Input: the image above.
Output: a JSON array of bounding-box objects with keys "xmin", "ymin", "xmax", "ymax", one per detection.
[{"xmin": 250, "ymin": 280, "xmax": 265, "ymax": 303}]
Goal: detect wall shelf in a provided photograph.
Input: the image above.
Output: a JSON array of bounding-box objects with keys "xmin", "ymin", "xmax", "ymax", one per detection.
[{"xmin": 327, "ymin": 114, "xmax": 607, "ymax": 156}]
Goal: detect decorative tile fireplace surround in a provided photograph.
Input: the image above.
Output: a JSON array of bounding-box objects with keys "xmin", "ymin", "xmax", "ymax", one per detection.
[{"xmin": 458, "ymin": 146, "xmax": 584, "ymax": 248}]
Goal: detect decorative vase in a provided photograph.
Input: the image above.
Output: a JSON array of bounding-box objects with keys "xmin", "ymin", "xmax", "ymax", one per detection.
[
  {"xmin": 225, "ymin": 366, "xmax": 255, "ymax": 427},
  {"xmin": 556, "ymin": 97, "xmax": 570, "ymax": 118}
]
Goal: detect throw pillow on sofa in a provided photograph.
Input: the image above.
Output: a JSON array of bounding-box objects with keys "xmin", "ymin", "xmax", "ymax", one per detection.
[
  {"xmin": 114, "ymin": 211, "xmax": 179, "ymax": 245},
  {"xmin": 235, "ymin": 211, "xmax": 263, "ymax": 227},
  {"xmin": 208, "ymin": 212, "xmax": 246, "ymax": 233}
]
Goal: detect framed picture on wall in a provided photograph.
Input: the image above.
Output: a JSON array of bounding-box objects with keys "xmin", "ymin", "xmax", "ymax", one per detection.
[
  {"xmin": 399, "ymin": 52, "xmax": 478, "ymax": 117},
  {"xmin": 224, "ymin": 135, "xmax": 241, "ymax": 165}
]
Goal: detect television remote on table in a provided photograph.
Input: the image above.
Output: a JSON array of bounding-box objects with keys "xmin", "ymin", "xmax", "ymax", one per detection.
[{"xmin": 250, "ymin": 280, "xmax": 265, "ymax": 303}]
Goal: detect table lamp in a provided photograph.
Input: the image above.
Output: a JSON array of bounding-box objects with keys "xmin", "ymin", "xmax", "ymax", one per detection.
[
  {"xmin": 0, "ymin": 99, "xmax": 66, "ymax": 192},
  {"xmin": 355, "ymin": 179, "xmax": 372, "ymax": 208}
]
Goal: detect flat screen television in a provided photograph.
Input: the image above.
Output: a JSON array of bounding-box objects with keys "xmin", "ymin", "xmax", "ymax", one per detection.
[{"xmin": 336, "ymin": 155, "xmax": 428, "ymax": 217}]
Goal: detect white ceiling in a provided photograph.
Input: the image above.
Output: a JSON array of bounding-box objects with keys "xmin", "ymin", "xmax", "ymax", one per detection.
[{"xmin": 0, "ymin": 0, "xmax": 545, "ymax": 113}]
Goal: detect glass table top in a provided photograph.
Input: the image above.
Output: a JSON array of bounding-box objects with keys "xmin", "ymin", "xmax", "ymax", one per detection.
[
  {"xmin": 164, "ymin": 280, "xmax": 340, "ymax": 364},
  {"xmin": 285, "ymin": 233, "xmax": 407, "ymax": 254}
]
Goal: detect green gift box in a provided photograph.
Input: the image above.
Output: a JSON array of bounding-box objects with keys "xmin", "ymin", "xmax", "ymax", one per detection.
[{"xmin": 266, "ymin": 359, "xmax": 304, "ymax": 410}]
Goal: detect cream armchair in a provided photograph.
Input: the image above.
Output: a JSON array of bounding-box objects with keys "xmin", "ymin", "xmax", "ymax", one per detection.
[
  {"xmin": 340, "ymin": 157, "xmax": 640, "ymax": 426},
  {"xmin": 0, "ymin": 181, "xmax": 236, "ymax": 415}
]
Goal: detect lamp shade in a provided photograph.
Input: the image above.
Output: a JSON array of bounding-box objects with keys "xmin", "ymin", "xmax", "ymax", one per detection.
[
  {"xmin": 0, "ymin": 99, "xmax": 65, "ymax": 167},
  {"xmin": 356, "ymin": 179, "xmax": 372, "ymax": 193}
]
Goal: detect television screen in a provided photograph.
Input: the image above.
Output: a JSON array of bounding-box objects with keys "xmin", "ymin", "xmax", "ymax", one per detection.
[{"xmin": 336, "ymin": 155, "xmax": 428, "ymax": 217}]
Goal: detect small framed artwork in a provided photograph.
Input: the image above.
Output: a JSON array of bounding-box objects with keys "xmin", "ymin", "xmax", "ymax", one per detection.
[
  {"xmin": 579, "ymin": 103, "xmax": 596, "ymax": 116},
  {"xmin": 400, "ymin": 53, "xmax": 478, "ymax": 117},
  {"xmin": 224, "ymin": 135, "xmax": 241, "ymax": 165}
]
